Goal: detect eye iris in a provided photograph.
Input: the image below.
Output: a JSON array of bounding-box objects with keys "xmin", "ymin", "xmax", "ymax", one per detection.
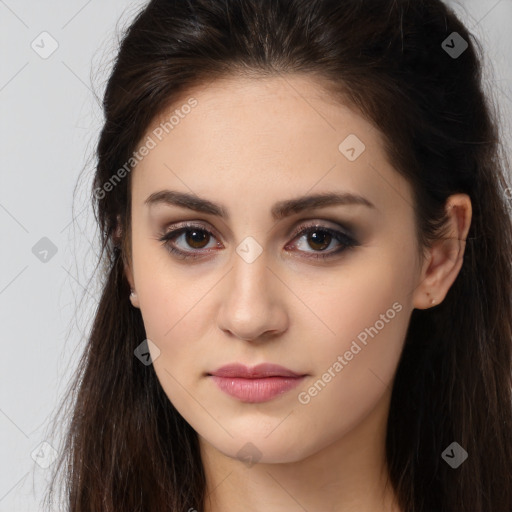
[
  {"xmin": 185, "ymin": 229, "xmax": 209, "ymax": 249},
  {"xmin": 308, "ymin": 230, "xmax": 331, "ymax": 251}
]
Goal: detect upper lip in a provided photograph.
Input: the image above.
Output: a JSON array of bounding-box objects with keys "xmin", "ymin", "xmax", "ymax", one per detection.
[{"xmin": 208, "ymin": 363, "xmax": 305, "ymax": 378}]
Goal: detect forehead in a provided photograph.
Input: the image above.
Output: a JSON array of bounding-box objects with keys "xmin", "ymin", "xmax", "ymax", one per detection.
[
  {"xmin": 152, "ymin": 73, "xmax": 372, "ymax": 140},
  {"xmin": 130, "ymin": 74, "xmax": 412, "ymax": 218}
]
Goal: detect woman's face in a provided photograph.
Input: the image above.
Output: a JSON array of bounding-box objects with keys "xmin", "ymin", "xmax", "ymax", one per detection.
[{"xmin": 125, "ymin": 74, "xmax": 425, "ymax": 463}]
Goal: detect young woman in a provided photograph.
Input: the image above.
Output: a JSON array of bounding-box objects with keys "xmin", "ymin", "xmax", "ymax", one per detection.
[{"xmin": 45, "ymin": 0, "xmax": 512, "ymax": 511}]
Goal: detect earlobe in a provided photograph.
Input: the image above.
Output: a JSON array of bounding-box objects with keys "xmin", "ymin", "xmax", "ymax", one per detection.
[
  {"xmin": 412, "ymin": 193, "xmax": 472, "ymax": 310},
  {"xmin": 115, "ymin": 214, "xmax": 140, "ymax": 308},
  {"xmin": 124, "ymin": 261, "xmax": 140, "ymax": 308},
  {"xmin": 129, "ymin": 288, "xmax": 139, "ymax": 308}
]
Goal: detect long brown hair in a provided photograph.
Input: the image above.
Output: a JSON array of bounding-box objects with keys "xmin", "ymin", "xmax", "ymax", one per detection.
[{"xmin": 43, "ymin": 1, "xmax": 512, "ymax": 510}]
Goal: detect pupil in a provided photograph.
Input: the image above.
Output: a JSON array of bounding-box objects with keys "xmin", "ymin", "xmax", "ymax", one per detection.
[{"xmin": 308, "ymin": 231, "xmax": 331, "ymax": 251}]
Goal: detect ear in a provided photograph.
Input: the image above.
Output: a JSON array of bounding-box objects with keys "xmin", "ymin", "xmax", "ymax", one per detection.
[
  {"xmin": 125, "ymin": 259, "xmax": 140, "ymax": 309},
  {"xmin": 115, "ymin": 214, "xmax": 140, "ymax": 309},
  {"xmin": 412, "ymin": 193, "xmax": 472, "ymax": 310}
]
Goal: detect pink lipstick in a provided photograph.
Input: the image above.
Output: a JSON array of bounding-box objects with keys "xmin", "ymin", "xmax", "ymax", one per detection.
[{"xmin": 208, "ymin": 363, "xmax": 307, "ymax": 403}]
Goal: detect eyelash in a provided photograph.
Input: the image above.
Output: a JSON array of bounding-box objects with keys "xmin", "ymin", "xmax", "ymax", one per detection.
[{"xmin": 157, "ymin": 221, "xmax": 359, "ymax": 261}]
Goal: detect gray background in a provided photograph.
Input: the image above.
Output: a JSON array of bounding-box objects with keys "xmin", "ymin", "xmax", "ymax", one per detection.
[{"xmin": 1, "ymin": 1, "xmax": 511, "ymax": 510}]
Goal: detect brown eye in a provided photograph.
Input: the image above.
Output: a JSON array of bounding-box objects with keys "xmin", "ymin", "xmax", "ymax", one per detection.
[
  {"xmin": 306, "ymin": 230, "xmax": 332, "ymax": 251},
  {"xmin": 286, "ymin": 223, "xmax": 358, "ymax": 260},
  {"xmin": 158, "ymin": 224, "xmax": 221, "ymax": 261},
  {"xmin": 158, "ymin": 221, "xmax": 358, "ymax": 262},
  {"xmin": 184, "ymin": 229, "xmax": 211, "ymax": 249}
]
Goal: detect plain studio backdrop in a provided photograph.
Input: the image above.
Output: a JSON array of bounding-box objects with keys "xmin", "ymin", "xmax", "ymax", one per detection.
[{"xmin": 0, "ymin": 1, "xmax": 511, "ymax": 510}]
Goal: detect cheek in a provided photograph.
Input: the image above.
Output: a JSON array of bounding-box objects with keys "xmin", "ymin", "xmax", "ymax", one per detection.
[
  {"xmin": 296, "ymin": 251, "xmax": 413, "ymax": 405},
  {"xmin": 290, "ymin": 275, "xmax": 410, "ymax": 456},
  {"xmin": 137, "ymin": 274, "xmax": 207, "ymax": 367},
  {"xmin": 131, "ymin": 240, "xmax": 204, "ymax": 369},
  {"xmin": 137, "ymin": 272, "xmax": 209, "ymax": 416},
  {"xmin": 302, "ymin": 248, "xmax": 413, "ymax": 347}
]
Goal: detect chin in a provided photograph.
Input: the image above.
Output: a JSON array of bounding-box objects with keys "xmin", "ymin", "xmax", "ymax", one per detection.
[{"xmin": 201, "ymin": 430, "xmax": 311, "ymax": 465}]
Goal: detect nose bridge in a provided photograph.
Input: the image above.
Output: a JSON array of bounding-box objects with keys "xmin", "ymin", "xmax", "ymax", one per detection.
[
  {"xmin": 227, "ymin": 231, "xmax": 270, "ymax": 293},
  {"xmin": 228, "ymin": 245, "xmax": 273, "ymax": 310},
  {"xmin": 217, "ymin": 244, "xmax": 287, "ymax": 341}
]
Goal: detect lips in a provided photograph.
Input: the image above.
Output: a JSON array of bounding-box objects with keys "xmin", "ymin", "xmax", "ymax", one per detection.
[
  {"xmin": 208, "ymin": 362, "xmax": 304, "ymax": 378},
  {"xmin": 207, "ymin": 363, "xmax": 307, "ymax": 403}
]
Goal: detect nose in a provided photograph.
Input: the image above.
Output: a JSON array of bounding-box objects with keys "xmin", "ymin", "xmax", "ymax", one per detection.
[{"xmin": 216, "ymin": 251, "xmax": 289, "ymax": 342}]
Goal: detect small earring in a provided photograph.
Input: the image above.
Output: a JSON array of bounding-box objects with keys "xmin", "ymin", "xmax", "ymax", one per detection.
[
  {"xmin": 130, "ymin": 289, "xmax": 136, "ymax": 297},
  {"xmin": 426, "ymin": 291, "xmax": 436, "ymax": 305}
]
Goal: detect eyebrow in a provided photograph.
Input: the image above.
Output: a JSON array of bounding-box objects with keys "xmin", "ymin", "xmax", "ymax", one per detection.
[{"xmin": 144, "ymin": 189, "xmax": 376, "ymax": 221}]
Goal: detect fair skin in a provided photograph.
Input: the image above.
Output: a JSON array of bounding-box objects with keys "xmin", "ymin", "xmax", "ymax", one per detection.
[{"xmin": 123, "ymin": 74, "xmax": 471, "ymax": 512}]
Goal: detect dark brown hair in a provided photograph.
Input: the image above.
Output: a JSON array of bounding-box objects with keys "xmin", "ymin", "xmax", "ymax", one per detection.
[{"xmin": 44, "ymin": 0, "xmax": 512, "ymax": 511}]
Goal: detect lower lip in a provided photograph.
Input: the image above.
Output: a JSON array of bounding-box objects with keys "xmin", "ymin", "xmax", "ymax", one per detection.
[{"xmin": 209, "ymin": 375, "xmax": 306, "ymax": 403}]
